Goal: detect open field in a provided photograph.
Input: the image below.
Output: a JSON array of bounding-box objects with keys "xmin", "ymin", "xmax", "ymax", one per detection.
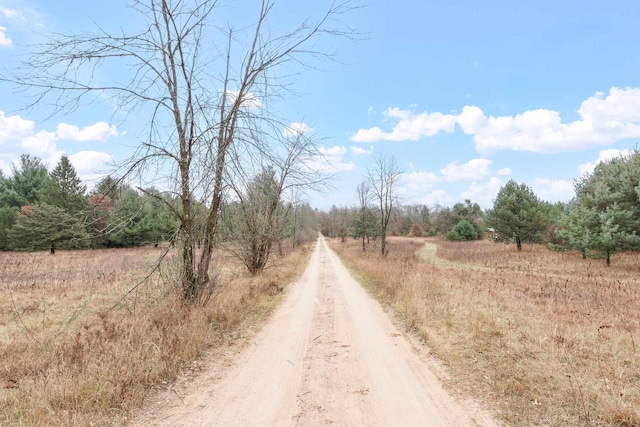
[
  {"xmin": 0, "ymin": 244, "xmax": 309, "ymax": 426},
  {"xmin": 330, "ymin": 236, "xmax": 640, "ymax": 426}
]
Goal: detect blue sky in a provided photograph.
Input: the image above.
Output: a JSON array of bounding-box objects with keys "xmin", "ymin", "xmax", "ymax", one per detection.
[{"xmin": 1, "ymin": 0, "xmax": 640, "ymax": 210}]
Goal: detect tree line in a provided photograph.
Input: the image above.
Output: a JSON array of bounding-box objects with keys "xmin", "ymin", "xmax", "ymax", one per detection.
[
  {"xmin": 319, "ymin": 150, "xmax": 640, "ymax": 266},
  {"xmin": 0, "ymin": 153, "xmax": 318, "ymax": 269}
]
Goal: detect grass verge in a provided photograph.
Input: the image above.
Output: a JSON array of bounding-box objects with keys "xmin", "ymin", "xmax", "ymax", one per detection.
[
  {"xmin": 0, "ymin": 244, "xmax": 310, "ymax": 426},
  {"xmin": 329, "ymin": 236, "xmax": 640, "ymax": 426}
]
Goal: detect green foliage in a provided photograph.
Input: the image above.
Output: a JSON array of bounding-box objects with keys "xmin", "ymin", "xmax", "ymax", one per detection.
[
  {"xmin": 486, "ymin": 180, "xmax": 546, "ymax": 251},
  {"xmin": 106, "ymin": 189, "xmax": 177, "ymax": 247},
  {"xmin": 451, "ymin": 199, "xmax": 484, "ymax": 238},
  {"xmin": 555, "ymin": 151, "xmax": 640, "ymax": 265},
  {"xmin": 446, "ymin": 220, "xmax": 478, "ymax": 241},
  {"xmin": 40, "ymin": 155, "xmax": 88, "ymax": 214},
  {"xmin": 7, "ymin": 203, "xmax": 92, "ymax": 252},
  {"xmin": 226, "ymin": 167, "xmax": 289, "ymax": 275},
  {"xmin": 350, "ymin": 207, "xmax": 379, "ymax": 241},
  {"xmin": 10, "ymin": 154, "xmax": 50, "ymax": 205},
  {"xmin": 0, "ymin": 207, "xmax": 16, "ymax": 250}
]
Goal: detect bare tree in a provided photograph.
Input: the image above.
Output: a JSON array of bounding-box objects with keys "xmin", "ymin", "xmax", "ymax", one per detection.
[
  {"xmin": 226, "ymin": 131, "xmax": 327, "ymax": 275},
  {"xmin": 368, "ymin": 153, "xmax": 403, "ymax": 256},
  {"xmin": 355, "ymin": 180, "xmax": 371, "ymax": 251},
  {"xmin": 2, "ymin": 0, "xmax": 356, "ymax": 302}
]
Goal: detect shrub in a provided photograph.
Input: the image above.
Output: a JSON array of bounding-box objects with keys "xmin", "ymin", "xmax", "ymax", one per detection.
[{"xmin": 446, "ymin": 220, "xmax": 478, "ymax": 241}]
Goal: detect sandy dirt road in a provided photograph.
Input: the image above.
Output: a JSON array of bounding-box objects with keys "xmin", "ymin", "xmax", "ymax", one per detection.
[{"xmin": 132, "ymin": 237, "xmax": 498, "ymax": 426}]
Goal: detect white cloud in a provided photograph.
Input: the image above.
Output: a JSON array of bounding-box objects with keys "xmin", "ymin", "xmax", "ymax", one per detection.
[
  {"xmin": 350, "ymin": 145, "xmax": 373, "ymax": 156},
  {"xmin": 20, "ymin": 130, "xmax": 59, "ymax": 156},
  {"xmin": 460, "ymin": 177, "xmax": 505, "ymax": 209},
  {"xmin": 0, "ymin": 112, "xmax": 122, "ymax": 176},
  {"xmin": 283, "ymin": 122, "xmax": 312, "ymax": 138},
  {"xmin": 531, "ymin": 178, "xmax": 575, "ymax": 202},
  {"xmin": 305, "ymin": 145, "xmax": 355, "ymax": 173},
  {"xmin": 459, "ymin": 87, "xmax": 640, "ymax": 153},
  {"xmin": 496, "ymin": 167, "xmax": 512, "ymax": 176},
  {"xmin": 0, "ymin": 26, "xmax": 12, "ymax": 46},
  {"xmin": 440, "ymin": 158, "xmax": 492, "ymax": 182},
  {"xmin": 0, "ymin": 112, "xmax": 35, "ymax": 143},
  {"xmin": 367, "ymin": 106, "xmax": 374, "ymax": 115},
  {"xmin": 69, "ymin": 151, "xmax": 114, "ymax": 181},
  {"xmin": 402, "ymin": 171, "xmax": 439, "ymax": 196},
  {"xmin": 0, "ymin": 7, "xmax": 20, "ymax": 18},
  {"xmin": 226, "ymin": 90, "xmax": 262, "ymax": 109},
  {"xmin": 577, "ymin": 148, "xmax": 633, "ymax": 175},
  {"xmin": 57, "ymin": 122, "xmax": 122, "ymax": 142},
  {"xmin": 422, "ymin": 189, "xmax": 453, "ymax": 207},
  {"xmin": 353, "ymin": 87, "xmax": 640, "ymax": 152},
  {"xmin": 350, "ymin": 107, "xmax": 456, "ymax": 142}
]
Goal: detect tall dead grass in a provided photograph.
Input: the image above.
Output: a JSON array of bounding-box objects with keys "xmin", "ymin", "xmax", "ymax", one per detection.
[
  {"xmin": 330, "ymin": 237, "xmax": 640, "ymax": 426},
  {"xmin": 0, "ymin": 244, "xmax": 309, "ymax": 426}
]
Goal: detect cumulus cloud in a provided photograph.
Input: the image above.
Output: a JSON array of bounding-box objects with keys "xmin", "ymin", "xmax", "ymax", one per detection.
[
  {"xmin": 350, "ymin": 107, "xmax": 456, "ymax": 142},
  {"xmin": 531, "ymin": 178, "xmax": 575, "ymax": 202},
  {"xmin": 283, "ymin": 122, "xmax": 312, "ymax": 138},
  {"xmin": 0, "ymin": 26, "xmax": 12, "ymax": 46},
  {"xmin": 577, "ymin": 148, "xmax": 633, "ymax": 175},
  {"xmin": 0, "ymin": 112, "xmax": 122, "ymax": 175},
  {"xmin": 350, "ymin": 145, "xmax": 373, "ymax": 156},
  {"xmin": 401, "ymin": 171, "xmax": 439, "ymax": 196},
  {"xmin": 459, "ymin": 87, "xmax": 640, "ymax": 153},
  {"xmin": 496, "ymin": 167, "xmax": 512, "ymax": 176},
  {"xmin": 422, "ymin": 189, "xmax": 453, "ymax": 207},
  {"xmin": 351, "ymin": 87, "xmax": 640, "ymax": 153},
  {"xmin": 226, "ymin": 90, "xmax": 262, "ymax": 109},
  {"xmin": 69, "ymin": 151, "xmax": 114, "ymax": 181},
  {"xmin": 305, "ymin": 145, "xmax": 355, "ymax": 173},
  {"xmin": 460, "ymin": 177, "xmax": 505, "ymax": 209},
  {"xmin": 440, "ymin": 158, "xmax": 492, "ymax": 182},
  {"xmin": 57, "ymin": 122, "xmax": 123, "ymax": 142}
]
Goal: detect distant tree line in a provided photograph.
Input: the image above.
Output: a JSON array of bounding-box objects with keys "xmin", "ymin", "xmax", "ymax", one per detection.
[
  {"xmin": 319, "ymin": 150, "xmax": 640, "ymax": 265},
  {"xmin": 0, "ymin": 154, "xmax": 318, "ymax": 262}
]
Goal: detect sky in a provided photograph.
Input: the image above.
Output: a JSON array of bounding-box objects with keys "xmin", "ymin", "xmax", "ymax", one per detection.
[{"xmin": 1, "ymin": 0, "xmax": 640, "ymax": 210}]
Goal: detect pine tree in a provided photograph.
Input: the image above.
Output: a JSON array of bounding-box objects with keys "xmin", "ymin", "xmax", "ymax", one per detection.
[
  {"xmin": 41, "ymin": 155, "xmax": 88, "ymax": 215},
  {"xmin": 7, "ymin": 203, "xmax": 92, "ymax": 253},
  {"xmin": 487, "ymin": 180, "xmax": 546, "ymax": 251},
  {"xmin": 9, "ymin": 154, "xmax": 49, "ymax": 206}
]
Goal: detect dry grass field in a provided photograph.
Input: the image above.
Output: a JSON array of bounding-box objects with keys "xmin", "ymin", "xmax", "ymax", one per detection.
[
  {"xmin": 0, "ymin": 244, "xmax": 309, "ymax": 426},
  {"xmin": 330, "ymin": 236, "xmax": 640, "ymax": 426}
]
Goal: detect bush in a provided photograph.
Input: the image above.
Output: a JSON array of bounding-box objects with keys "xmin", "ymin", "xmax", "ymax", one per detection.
[{"xmin": 446, "ymin": 220, "xmax": 478, "ymax": 241}]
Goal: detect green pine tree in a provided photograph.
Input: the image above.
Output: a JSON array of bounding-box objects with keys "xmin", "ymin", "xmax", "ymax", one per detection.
[
  {"xmin": 41, "ymin": 155, "xmax": 88, "ymax": 215},
  {"xmin": 7, "ymin": 203, "xmax": 92, "ymax": 253},
  {"xmin": 487, "ymin": 180, "xmax": 546, "ymax": 251}
]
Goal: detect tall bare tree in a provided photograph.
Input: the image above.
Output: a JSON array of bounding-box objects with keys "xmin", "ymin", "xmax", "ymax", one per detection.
[
  {"xmin": 226, "ymin": 130, "xmax": 326, "ymax": 275},
  {"xmin": 2, "ymin": 0, "xmax": 356, "ymax": 302},
  {"xmin": 368, "ymin": 154, "xmax": 403, "ymax": 256},
  {"xmin": 355, "ymin": 180, "xmax": 371, "ymax": 251}
]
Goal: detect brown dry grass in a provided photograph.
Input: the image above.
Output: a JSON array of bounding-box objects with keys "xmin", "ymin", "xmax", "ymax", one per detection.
[
  {"xmin": 330, "ymin": 236, "xmax": 640, "ymax": 426},
  {"xmin": 0, "ymin": 244, "xmax": 310, "ymax": 426}
]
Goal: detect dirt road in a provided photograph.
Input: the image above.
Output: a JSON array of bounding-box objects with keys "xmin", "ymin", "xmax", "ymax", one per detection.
[{"xmin": 132, "ymin": 237, "xmax": 497, "ymax": 426}]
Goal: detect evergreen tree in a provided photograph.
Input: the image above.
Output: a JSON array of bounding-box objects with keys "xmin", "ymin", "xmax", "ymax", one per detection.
[
  {"xmin": 41, "ymin": 155, "xmax": 88, "ymax": 214},
  {"xmin": 487, "ymin": 180, "xmax": 546, "ymax": 251},
  {"xmin": 446, "ymin": 220, "xmax": 478, "ymax": 241},
  {"xmin": 7, "ymin": 203, "xmax": 92, "ymax": 253},
  {"xmin": 557, "ymin": 151, "xmax": 640, "ymax": 265},
  {"xmin": 10, "ymin": 154, "xmax": 50, "ymax": 205}
]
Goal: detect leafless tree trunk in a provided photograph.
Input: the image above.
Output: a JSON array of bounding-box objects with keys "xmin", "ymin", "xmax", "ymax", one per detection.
[
  {"xmin": 1, "ymin": 0, "xmax": 356, "ymax": 302},
  {"xmin": 356, "ymin": 180, "xmax": 371, "ymax": 251},
  {"xmin": 227, "ymin": 130, "xmax": 327, "ymax": 275},
  {"xmin": 368, "ymin": 154, "xmax": 403, "ymax": 256}
]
